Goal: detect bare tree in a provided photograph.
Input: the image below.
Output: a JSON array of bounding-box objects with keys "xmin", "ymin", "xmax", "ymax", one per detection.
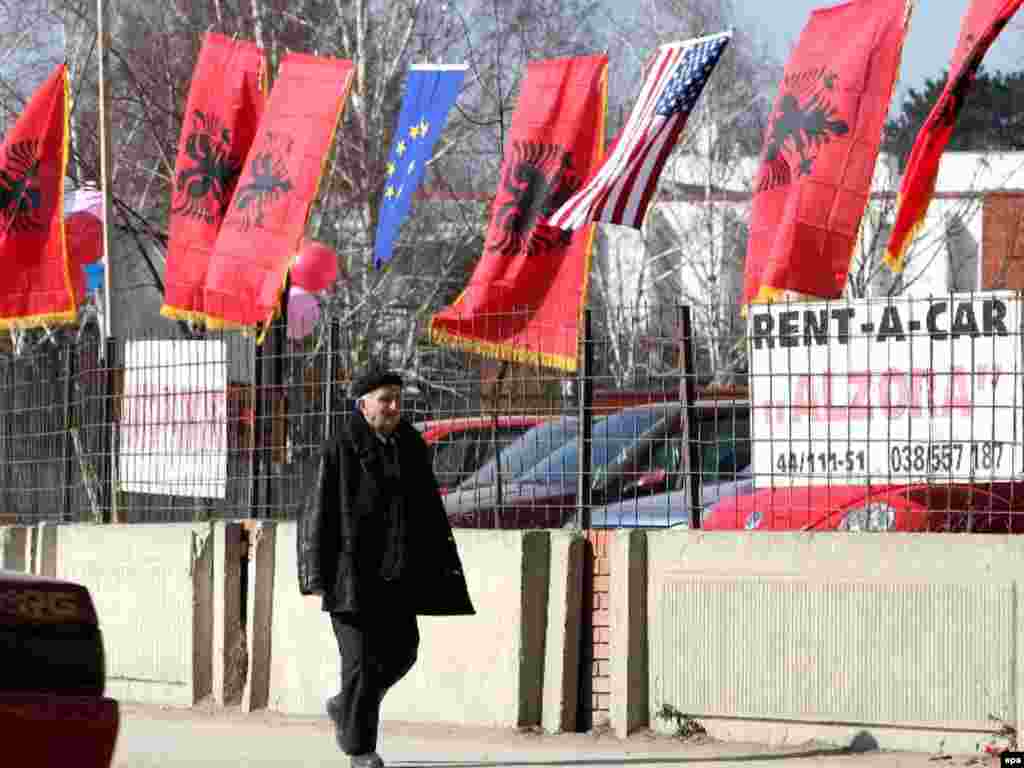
[
  {"xmin": 0, "ymin": 0, "xmax": 63, "ymax": 129},
  {"xmin": 588, "ymin": 0, "xmax": 778, "ymax": 386},
  {"xmin": 847, "ymin": 152, "xmax": 1024, "ymax": 299}
]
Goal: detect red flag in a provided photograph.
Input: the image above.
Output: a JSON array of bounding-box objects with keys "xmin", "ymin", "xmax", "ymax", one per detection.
[
  {"xmin": 885, "ymin": 0, "xmax": 1023, "ymax": 272},
  {"xmin": 203, "ymin": 53, "xmax": 354, "ymax": 334},
  {"xmin": 952, "ymin": 0, "xmax": 1009, "ymax": 74},
  {"xmin": 161, "ymin": 33, "xmax": 266, "ymax": 324},
  {"xmin": 0, "ymin": 64, "xmax": 73, "ymax": 329},
  {"xmin": 430, "ymin": 56, "xmax": 607, "ymax": 372},
  {"xmin": 742, "ymin": 0, "xmax": 911, "ymax": 307}
]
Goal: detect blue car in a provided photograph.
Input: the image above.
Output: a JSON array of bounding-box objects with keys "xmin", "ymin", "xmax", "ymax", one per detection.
[
  {"xmin": 587, "ymin": 465, "xmax": 754, "ymax": 528},
  {"xmin": 446, "ymin": 402, "xmax": 750, "ymax": 528},
  {"xmin": 456, "ymin": 415, "xmax": 580, "ymax": 490}
]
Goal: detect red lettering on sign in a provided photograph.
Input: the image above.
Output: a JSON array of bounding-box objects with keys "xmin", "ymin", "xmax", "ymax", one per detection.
[{"xmin": 757, "ymin": 365, "xmax": 1006, "ymax": 424}]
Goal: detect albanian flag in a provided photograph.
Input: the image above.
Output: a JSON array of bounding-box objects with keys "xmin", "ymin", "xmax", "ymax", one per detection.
[
  {"xmin": 0, "ymin": 64, "xmax": 73, "ymax": 329},
  {"xmin": 742, "ymin": 0, "xmax": 911, "ymax": 307},
  {"xmin": 430, "ymin": 55, "xmax": 607, "ymax": 372},
  {"xmin": 885, "ymin": 0, "xmax": 1023, "ymax": 273},
  {"xmin": 203, "ymin": 53, "xmax": 354, "ymax": 335},
  {"xmin": 161, "ymin": 33, "xmax": 266, "ymax": 324}
]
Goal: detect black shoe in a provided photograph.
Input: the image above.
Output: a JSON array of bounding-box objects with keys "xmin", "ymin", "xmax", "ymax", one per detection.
[{"xmin": 350, "ymin": 752, "xmax": 384, "ymax": 768}]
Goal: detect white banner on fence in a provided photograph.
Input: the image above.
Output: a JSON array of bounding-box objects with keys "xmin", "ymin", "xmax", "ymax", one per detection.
[
  {"xmin": 119, "ymin": 340, "xmax": 228, "ymax": 498},
  {"xmin": 748, "ymin": 292, "xmax": 1024, "ymax": 488}
]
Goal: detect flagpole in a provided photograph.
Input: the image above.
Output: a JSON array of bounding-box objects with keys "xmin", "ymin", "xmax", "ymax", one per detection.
[
  {"xmin": 97, "ymin": 0, "xmax": 115, "ymax": 340},
  {"xmin": 97, "ymin": 0, "xmax": 119, "ymax": 523}
]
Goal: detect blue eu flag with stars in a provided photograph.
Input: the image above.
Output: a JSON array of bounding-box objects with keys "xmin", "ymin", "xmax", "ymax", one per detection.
[{"xmin": 373, "ymin": 64, "xmax": 466, "ymax": 269}]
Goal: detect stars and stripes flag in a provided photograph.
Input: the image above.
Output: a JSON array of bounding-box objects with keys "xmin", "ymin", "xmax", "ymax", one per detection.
[{"xmin": 549, "ymin": 31, "xmax": 731, "ymax": 232}]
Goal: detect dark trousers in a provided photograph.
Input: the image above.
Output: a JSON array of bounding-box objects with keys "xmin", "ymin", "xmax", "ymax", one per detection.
[{"xmin": 329, "ymin": 610, "xmax": 419, "ymax": 755}]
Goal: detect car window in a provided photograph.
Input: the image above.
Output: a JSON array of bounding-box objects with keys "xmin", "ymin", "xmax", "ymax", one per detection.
[
  {"xmin": 651, "ymin": 439, "xmax": 682, "ymax": 473},
  {"xmin": 432, "ymin": 435, "xmax": 475, "ymax": 488},
  {"xmin": 459, "ymin": 418, "xmax": 579, "ymax": 488},
  {"xmin": 473, "ymin": 426, "xmax": 531, "ymax": 467},
  {"xmin": 656, "ymin": 411, "xmax": 751, "ymax": 490},
  {"xmin": 707, "ymin": 414, "xmax": 751, "ymax": 481},
  {"xmin": 516, "ymin": 406, "xmax": 674, "ymax": 486},
  {"xmin": 696, "ymin": 413, "xmax": 751, "ymax": 484}
]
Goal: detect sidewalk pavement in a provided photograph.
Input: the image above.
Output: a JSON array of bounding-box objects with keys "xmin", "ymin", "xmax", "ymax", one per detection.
[{"xmin": 111, "ymin": 703, "xmax": 997, "ymax": 768}]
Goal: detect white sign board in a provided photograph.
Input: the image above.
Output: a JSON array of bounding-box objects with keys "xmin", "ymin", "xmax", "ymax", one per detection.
[
  {"xmin": 119, "ymin": 340, "xmax": 228, "ymax": 498},
  {"xmin": 748, "ymin": 293, "xmax": 1024, "ymax": 488}
]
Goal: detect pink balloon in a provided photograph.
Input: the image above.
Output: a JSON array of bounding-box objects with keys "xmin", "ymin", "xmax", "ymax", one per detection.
[
  {"xmin": 292, "ymin": 239, "xmax": 338, "ymax": 293},
  {"xmin": 287, "ymin": 287, "xmax": 320, "ymax": 340}
]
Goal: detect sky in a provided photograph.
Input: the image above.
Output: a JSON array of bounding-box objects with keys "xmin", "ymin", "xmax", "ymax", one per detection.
[
  {"xmin": 735, "ymin": 0, "xmax": 1023, "ymax": 105},
  {"xmin": 602, "ymin": 1, "xmax": 1024, "ymax": 119}
]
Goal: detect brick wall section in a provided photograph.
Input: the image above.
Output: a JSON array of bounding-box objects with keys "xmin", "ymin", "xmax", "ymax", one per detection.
[
  {"xmin": 585, "ymin": 530, "xmax": 611, "ymax": 724},
  {"xmin": 982, "ymin": 192, "xmax": 1024, "ymax": 289}
]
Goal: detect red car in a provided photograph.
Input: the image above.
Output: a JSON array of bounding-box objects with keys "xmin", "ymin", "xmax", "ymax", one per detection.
[
  {"xmin": 1, "ymin": 570, "xmax": 119, "ymax": 767},
  {"xmin": 704, "ymin": 480, "xmax": 1024, "ymax": 533},
  {"xmin": 415, "ymin": 415, "xmax": 551, "ymax": 493}
]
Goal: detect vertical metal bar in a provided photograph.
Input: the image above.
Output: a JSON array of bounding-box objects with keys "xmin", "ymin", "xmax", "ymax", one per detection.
[
  {"xmin": 97, "ymin": 0, "xmax": 115, "ymax": 337},
  {"xmin": 31, "ymin": 357, "xmax": 40, "ymax": 522},
  {"xmin": 100, "ymin": 337, "xmax": 116, "ymax": 523},
  {"xmin": 576, "ymin": 308, "xmax": 594, "ymax": 530},
  {"xmin": 62, "ymin": 344, "xmax": 76, "ymax": 522},
  {"xmin": 322, "ymin": 319, "xmax": 334, "ymax": 444},
  {"xmin": 491, "ymin": 361, "xmax": 509, "ymax": 515},
  {"xmin": 680, "ymin": 306, "xmax": 702, "ymax": 529},
  {"xmin": 328, "ymin": 320, "xmax": 342, "ymax": 440},
  {"xmin": 251, "ymin": 336, "xmax": 265, "ymax": 519},
  {"xmin": 97, "ymin": 0, "xmax": 118, "ymax": 521},
  {"xmin": 1, "ymin": 362, "xmax": 10, "ymax": 517},
  {"xmin": 267, "ymin": 278, "xmax": 289, "ymax": 518}
]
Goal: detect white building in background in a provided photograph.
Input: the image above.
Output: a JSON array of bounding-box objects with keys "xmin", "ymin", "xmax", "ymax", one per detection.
[
  {"xmin": 860, "ymin": 152, "xmax": 1024, "ymax": 298},
  {"xmin": 596, "ymin": 150, "xmax": 1024, "ymax": 321}
]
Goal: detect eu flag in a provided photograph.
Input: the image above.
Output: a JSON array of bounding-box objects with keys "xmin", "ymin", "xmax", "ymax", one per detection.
[{"xmin": 373, "ymin": 64, "xmax": 466, "ymax": 269}]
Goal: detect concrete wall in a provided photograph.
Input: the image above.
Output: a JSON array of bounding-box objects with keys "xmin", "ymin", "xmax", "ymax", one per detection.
[
  {"xmin": 52, "ymin": 523, "xmax": 214, "ymax": 706},
  {"xmin": 265, "ymin": 522, "xmax": 347, "ymax": 716},
  {"xmin": 212, "ymin": 522, "xmax": 245, "ymax": 706},
  {"xmin": 638, "ymin": 531, "xmax": 1024, "ymax": 753},
  {"xmin": 267, "ymin": 524, "xmax": 556, "ymax": 728},
  {"xmin": 25, "ymin": 519, "xmax": 1024, "ymax": 753},
  {"xmin": 382, "ymin": 530, "xmax": 549, "ymax": 727},
  {"xmin": 543, "ymin": 531, "xmax": 584, "ymax": 734},
  {"xmin": 243, "ymin": 521, "xmax": 276, "ymax": 713}
]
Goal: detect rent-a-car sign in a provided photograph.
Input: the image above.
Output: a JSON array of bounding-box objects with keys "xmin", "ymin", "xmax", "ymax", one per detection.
[{"xmin": 748, "ymin": 293, "xmax": 1023, "ymax": 488}]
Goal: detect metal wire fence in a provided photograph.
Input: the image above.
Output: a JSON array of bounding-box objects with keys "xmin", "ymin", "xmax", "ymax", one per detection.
[{"xmin": 2, "ymin": 293, "xmax": 1023, "ymax": 532}]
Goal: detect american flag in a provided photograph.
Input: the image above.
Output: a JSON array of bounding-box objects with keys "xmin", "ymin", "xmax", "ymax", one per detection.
[{"xmin": 549, "ymin": 31, "xmax": 731, "ymax": 232}]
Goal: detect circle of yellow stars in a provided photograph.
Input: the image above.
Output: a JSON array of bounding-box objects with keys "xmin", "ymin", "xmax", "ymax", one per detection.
[{"xmin": 384, "ymin": 117, "xmax": 431, "ymax": 201}]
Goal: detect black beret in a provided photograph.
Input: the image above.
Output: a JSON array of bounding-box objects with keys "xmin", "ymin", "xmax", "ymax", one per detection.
[{"xmin": 350, "ymin": 366, "xmax": 403, "ymax": 399}]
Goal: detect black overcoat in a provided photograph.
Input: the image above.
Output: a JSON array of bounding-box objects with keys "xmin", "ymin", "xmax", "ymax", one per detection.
[{"xmin": 297, "ymin": 412, "xmax": 475, "ymax": 616}]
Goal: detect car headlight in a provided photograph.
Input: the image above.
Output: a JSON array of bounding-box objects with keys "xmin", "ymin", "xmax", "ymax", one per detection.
[{"xmin": 839, "ymin": 502, "xmax": 896, "ymax": 532}]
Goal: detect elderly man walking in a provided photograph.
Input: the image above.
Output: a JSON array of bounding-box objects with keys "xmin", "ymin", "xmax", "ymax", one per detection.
[{"xmin": 298, "ymin": 366, "xmax": 475, "ymax": 768}]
